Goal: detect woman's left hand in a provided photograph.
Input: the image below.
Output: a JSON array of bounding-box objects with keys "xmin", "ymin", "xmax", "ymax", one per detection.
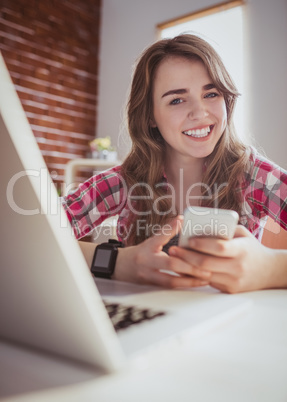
[{"xmin": 169, "ymin": 225, "xmax": 285, "ymax": 293}]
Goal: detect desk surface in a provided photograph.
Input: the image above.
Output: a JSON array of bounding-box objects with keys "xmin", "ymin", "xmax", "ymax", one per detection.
[{"xmin": 1, "ymin": 289, "xmax": 287, "ymax": 402}]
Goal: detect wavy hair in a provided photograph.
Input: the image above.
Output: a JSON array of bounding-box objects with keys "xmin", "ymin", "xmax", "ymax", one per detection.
[{"xmin": 121, "ymin": 34, "xmax": 250, "ymax": 245}]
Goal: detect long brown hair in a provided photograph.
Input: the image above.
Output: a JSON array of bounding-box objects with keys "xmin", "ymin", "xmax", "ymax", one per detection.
[{"xmin": 121, "ymin": 34, "xmax": 250, "ymax": 245}]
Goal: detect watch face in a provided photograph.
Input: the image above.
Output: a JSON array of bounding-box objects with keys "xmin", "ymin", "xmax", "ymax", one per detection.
[
  {"xmin": 94, "ymin": 248, "xmax": 112, "ymax": 270},
  {"xmin": 91, "ymin": 246, "xmax": 118, "ymax": 277}
]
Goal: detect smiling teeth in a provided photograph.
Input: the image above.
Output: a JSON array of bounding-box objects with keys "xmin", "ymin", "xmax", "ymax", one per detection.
[{"xmin": 183, "ymin": 126, "xmax": 211, "ymax": 137}]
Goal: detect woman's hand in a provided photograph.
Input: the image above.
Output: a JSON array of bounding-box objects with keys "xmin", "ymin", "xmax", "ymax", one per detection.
[
  {"xmin": 81, "ymin": 222, "xmax": 287, "ymax": 293},
  {"xmin": 113, "ymin": 217, "xmax": 211, "ymax": 288},
  {"xmin": 169, "ymin": 225, "xmax": 287, "ymax": 293}
]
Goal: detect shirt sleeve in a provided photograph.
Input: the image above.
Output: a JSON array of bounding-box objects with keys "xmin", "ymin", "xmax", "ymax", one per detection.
[
  {"xmin": 245, "ymin": 151, "xmax": 287, "ymax": 231},
  {"xmin": 61, "ymin": 165, "xmax": 127, "ymax": 239}
]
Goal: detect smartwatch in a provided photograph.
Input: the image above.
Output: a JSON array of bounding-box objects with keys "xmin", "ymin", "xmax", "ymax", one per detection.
[{"xmin": 91, "ymin": 239, "xmax": 123, "ymax": 279}]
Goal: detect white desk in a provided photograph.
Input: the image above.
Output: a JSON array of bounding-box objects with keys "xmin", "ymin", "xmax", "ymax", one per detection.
[{"xmin": 1, "ymin": 289, "xmax": 287, "ymax": 402}]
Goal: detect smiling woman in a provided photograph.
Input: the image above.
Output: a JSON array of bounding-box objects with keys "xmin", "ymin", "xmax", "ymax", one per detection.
[
  {"xmin": 62, "ymin": 34, "xmax": 287, "ymax": 294},
  {"xmin": 120, "ymin": 35, "xmax": 245, "ymax": 247}
]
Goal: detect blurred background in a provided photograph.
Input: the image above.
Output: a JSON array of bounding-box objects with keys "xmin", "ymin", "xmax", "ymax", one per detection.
[{"xmin": 1, "ymin": 0, "xmax": 286, "ymax": 194}]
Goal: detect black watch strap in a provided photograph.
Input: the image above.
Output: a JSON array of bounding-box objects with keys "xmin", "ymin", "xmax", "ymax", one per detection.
[{"xmin": 91, "ymin": 239, "xmax": 123, "ymax": 279}]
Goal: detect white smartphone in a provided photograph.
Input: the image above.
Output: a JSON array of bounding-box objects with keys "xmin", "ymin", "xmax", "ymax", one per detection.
[{"xmin": 178, "ymin": 206, "xmax": 239, "ymax": 248}]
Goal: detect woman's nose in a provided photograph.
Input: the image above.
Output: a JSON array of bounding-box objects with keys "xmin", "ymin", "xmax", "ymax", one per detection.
[{"xmin": 188, "ymin": 101, "xmax": 209, "ymax": 120}]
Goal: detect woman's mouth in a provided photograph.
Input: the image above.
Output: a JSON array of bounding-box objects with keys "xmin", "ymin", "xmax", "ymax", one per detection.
[{"xmin": 182, "ymin": 125, "xmax": 214, "ymax": 138}]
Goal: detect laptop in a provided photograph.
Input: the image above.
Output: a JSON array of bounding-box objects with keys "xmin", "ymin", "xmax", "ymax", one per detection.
[{"xmin": 0, "ymin": 52, "xmax": 252, "ymax": 373}]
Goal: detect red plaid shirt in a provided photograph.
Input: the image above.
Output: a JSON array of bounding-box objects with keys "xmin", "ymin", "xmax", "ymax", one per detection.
[{"xmin": 62, "ymin": 148, "xmax": 287, "ymax": 244}]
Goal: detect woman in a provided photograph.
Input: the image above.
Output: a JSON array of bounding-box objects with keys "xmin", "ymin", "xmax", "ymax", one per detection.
[{"xmin": 63, "ymin": 34, "xmax": 287, "ymax": 293}]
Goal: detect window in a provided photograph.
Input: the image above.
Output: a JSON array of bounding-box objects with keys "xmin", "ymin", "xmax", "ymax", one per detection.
[{"xmin": 157, "ymin": 1, "xmax": 245, "ymax": 139}]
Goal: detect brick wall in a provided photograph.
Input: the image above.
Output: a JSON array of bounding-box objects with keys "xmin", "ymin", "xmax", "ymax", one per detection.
[{"xmin": 0, "ymin": 0, "xmax": 101, "ymax": 188}]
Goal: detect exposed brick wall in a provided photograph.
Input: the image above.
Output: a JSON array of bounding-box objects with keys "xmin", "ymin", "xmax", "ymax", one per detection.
[{"xmin": 0, "ymin": 0, "xmax": 101, "ymax": 188}]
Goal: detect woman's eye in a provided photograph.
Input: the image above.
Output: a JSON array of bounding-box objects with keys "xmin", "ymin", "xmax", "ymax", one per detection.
[
  {"xmin": 205, "ymin": 92, "xmax": 219, "ymax": 99},
  {"xmin": 170, "ymin": 98, "xmax": 183, "ymax": 105}
]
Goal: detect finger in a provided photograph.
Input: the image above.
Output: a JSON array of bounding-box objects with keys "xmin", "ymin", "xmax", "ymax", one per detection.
[
  {"xmin": 147, "ymin": 215, "xmax": 183, "ymax": 252},
  {"xmin": 167, "ymin": 252, "xmax": 212, "ymax": 280},
  {"xmin": 135, "ymin": 247, "xmax": 212, "ymax": 282},
  {"xmin": 185, "ymin": 225, "xmax": 254, "ymax": 257},
  {"xmin": 209, "ymin": 272, "xmax": 240, "ymax": 294},
  {"xmin": 186, "ymin": 236, "xmax": 242, "ymax": 258},
  {"xmin": 233, "ymin": 225, "xmax": 253, "ymax": 238},
  {"xmin": 186, "ymin": 237, "xmax": 236, "ymax": 258},
  {"xmin": 144, "ymin": 268, "xmax": 210, "ymax": 289},
  {"xmin": 169, "ymin": 246, "xmax": 236, "ymax": 275}
]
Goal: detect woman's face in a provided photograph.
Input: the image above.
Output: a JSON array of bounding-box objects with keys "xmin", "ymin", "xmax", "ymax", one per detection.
[{"xmin": 151, "ymin": 56, "xmax": 227, "ymax": 162}]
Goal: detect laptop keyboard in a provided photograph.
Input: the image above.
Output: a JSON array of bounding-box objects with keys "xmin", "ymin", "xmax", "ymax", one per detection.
[{"xmin": 103, "ymin": 300, "xmax": 166, "ymax": 332}]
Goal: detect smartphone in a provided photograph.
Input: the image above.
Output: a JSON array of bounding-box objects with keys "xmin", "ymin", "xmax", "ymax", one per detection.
[{"xmin": 178, "ymin": 206, "xmax": 239, "ymax": 248}]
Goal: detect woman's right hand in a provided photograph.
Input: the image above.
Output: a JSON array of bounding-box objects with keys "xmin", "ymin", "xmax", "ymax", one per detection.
[{"xmin": 113, "ymin": 217, "xmax": 211, "ymax": 288}]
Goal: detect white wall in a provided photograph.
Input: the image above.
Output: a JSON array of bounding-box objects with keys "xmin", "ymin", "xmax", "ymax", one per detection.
[
  {"xmin": 244, "ymin": 0, "xmax": 287, "ymax": 169},
  {"xmin": 97, "ymin": 0, "xmax": 287, "ymax": 169}
]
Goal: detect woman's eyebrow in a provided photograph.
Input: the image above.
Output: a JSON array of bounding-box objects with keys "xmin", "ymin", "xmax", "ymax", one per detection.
[
  {"xmin": 203, "ymin": 83, "xmax": 216, "ymax": 90},
  {"xmin": 161, "ymin": 84, "xmax": 216, "ymax": 98},
  {"xmin": 161, "ymin": 88, "xmax": 187, "ymax": 98}
]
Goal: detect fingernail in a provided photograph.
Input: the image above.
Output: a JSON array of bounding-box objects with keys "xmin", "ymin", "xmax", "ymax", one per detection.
[{"xmin": 169, "ymin": 247, "xmax": 176, "ymax": 256}]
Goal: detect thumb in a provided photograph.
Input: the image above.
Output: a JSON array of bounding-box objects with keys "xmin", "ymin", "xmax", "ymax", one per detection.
[
  {"xmin": 233, "ymin": 224, "xmax": 253, "ymax": 239},
  {"xmin": 147, "ymin": 215, "xmax": 183, "ymax": 252}
]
